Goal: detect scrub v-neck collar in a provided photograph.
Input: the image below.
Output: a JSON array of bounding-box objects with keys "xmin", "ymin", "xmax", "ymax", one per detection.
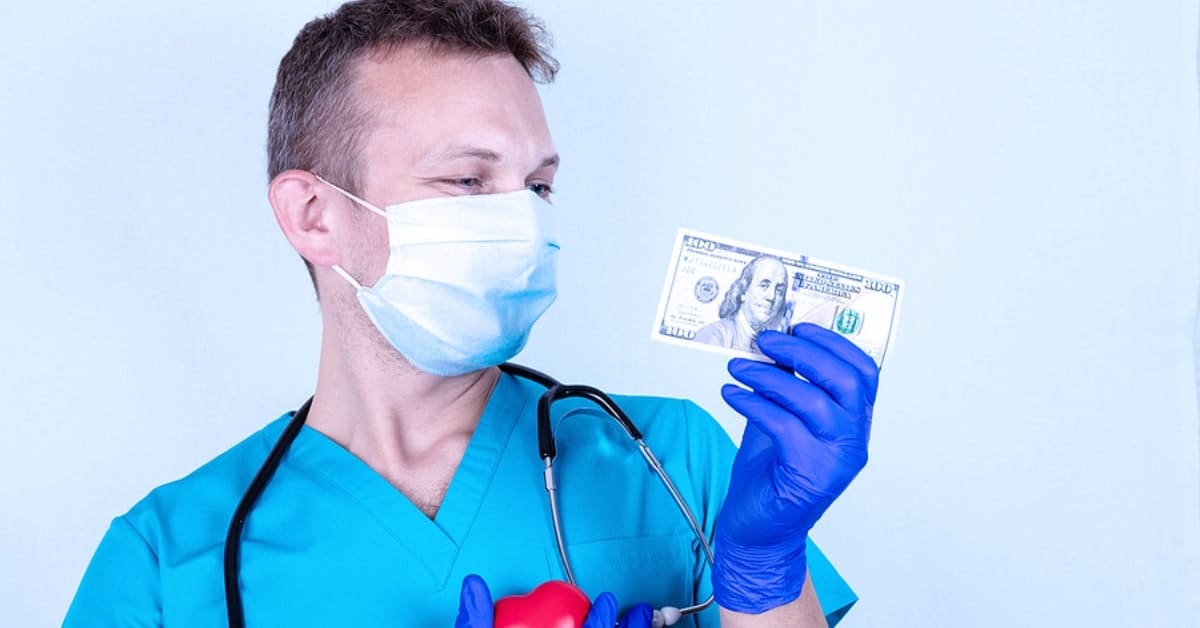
[{"xmin": 265, "ymin": 372, "xmax": 531, "ymax": 588}]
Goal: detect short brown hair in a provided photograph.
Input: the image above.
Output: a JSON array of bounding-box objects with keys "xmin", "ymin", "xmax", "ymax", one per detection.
[{"xmin": 267, "ymin": 0, "xmax": 559, "ymax": 289}]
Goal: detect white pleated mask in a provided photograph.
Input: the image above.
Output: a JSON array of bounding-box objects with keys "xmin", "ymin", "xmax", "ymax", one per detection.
[{"xmin": 318, "ymin": 176, "xmax": 559, "ymax": 377}]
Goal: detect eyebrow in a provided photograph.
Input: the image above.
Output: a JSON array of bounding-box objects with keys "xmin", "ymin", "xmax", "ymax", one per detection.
[{"xmin": 422, "ymin": 144, "xmax": 559, "ymax": 170}]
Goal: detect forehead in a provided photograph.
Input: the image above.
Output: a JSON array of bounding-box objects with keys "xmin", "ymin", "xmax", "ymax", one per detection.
[
  {"xmin": 350, "ymin": 45, "xmax": 554, "ymax": 172},
  {"xmin": 751, "ymin": 259, "xmax": 787, "ymax": 281}
]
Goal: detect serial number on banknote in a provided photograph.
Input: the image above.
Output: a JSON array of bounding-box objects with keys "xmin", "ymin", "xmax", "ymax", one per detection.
[{"xmin": 651, "ymin": 229, "xmax": 905, "ymax": 367}]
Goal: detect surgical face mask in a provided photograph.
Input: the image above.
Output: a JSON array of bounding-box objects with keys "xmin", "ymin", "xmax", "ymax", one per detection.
[{"xmin": 317, "ymin": 177, "xmax": 559, "ymax": 377}]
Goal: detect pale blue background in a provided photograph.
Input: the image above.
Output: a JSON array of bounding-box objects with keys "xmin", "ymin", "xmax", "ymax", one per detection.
[{"xmin": 2, "ymin": 1, "xmax": 1198, "ymax": 626}]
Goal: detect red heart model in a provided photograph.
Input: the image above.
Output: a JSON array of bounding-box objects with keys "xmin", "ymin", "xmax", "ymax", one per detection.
[{"xmin": 493, "ymin": 580, "xmax": 591, "ymax": 628}]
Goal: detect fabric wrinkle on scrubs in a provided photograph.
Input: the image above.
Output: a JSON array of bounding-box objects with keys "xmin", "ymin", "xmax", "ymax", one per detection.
[{"xmin": 64, "ymin": 372, "xmax": 857, "ymax": 627}]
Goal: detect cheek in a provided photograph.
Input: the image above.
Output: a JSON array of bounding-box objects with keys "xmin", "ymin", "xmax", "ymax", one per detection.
[
  {"xmin": 367, "ymin": 227, "xmax": 391, "ymax": 276},
  {"xmin": 347, "ymin": 216, "xmax": 392, "ymax": 283}
]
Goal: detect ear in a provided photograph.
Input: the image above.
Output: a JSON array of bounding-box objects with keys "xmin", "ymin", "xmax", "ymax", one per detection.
[{"xmin": 268, "ymin": 169, "xmax": 343, "ymax": 268}]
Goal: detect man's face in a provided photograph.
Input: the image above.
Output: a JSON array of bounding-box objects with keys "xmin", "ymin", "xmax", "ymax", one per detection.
[
  {"xmin": 741, "ymin": 258, "xmax": 788, "ymax": 327},
  {"xmin": 337, "ymin": 46, "xmax": 559, "ymax": 288}
]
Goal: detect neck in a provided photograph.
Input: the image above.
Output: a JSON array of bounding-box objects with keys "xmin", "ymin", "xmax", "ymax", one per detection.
[{"xmin": 306, "ymin": 310, "xmax": 499, "ymax": 483}]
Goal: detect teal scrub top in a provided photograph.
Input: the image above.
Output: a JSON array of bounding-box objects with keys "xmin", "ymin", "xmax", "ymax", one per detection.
[{"xmin": 65, "ymin": 372, "xmax": 856, "ymax": 626}]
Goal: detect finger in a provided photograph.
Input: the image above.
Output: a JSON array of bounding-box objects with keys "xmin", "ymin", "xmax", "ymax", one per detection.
[
  {"xmin": 723, "ymin": 360, "xmax": 779, "ymax": 457},
  {"xmin": 727, "ymin": 360, "xmax": 851, "ymax": 441},
  {"xmin": 755, "ymin": 332, "xmax": 875, "ymax": 414},
  {"xmin": 791, "ymin": 323, "xmax": 880, "ymax": 395},
  {"xmin": 582, "ymin": 592, "xmax": 619, "ymax": 628},
  {"xmin": 455, "ymin": 574, "xmax": 493, "ymax": 628},
  {"xmin": 722, "ymin": 384, "xmax": 827, "ymax": 470},
  {"xmin": 618, "ymin": 603, "xmax": 654, "ymax": 628}
]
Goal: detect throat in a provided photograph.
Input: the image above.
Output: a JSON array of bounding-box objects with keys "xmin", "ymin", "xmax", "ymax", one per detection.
[
  {"xmin": 362, "ymin": 424, "xmax": 475, "ymax": 519},
  {"xmin": 304, "ymin": 363, "xmax": 502, "ymax": 521},
  {"xmin": 379, "ymin": 462, "xmax": 458, "ymax": 520},
  {"xmin": 407, "ymin": 482, "xmax": 451, "ymax": 520}
]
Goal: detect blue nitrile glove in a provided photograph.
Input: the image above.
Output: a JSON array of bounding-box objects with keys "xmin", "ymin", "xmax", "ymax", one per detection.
[
  {"xmin": 454, "ymin": 575, "xmax": 494, "ymax": 628},
  {"xmin": 713, "ymin": 323, "xmax": 879, "ymax": 613},
  {"xmin": 455, "ymin": 575, "xmax": 654, "ymax": 628},
  {"xmin": 582, "ymin": 593, "xmax": 654, "ymax": 628}
]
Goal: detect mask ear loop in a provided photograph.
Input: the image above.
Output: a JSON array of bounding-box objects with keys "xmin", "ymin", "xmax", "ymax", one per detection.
[
  {"xmin": 330, "ymin": 264, "xmax": 365, "ymax": 290},
  {"xmin": 313, "ymin": 174, "xmax": 388, "ymax": 218},
  {"xmin": 313, "ymin": 173, "xmax": 385, "ymax": 291}
]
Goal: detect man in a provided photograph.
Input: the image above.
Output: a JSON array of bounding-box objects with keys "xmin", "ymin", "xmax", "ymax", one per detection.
[
  {"xmin": 65, "ymin": 1, "xmax": 878, "ymax": 626},
  {"xmin": 695, "ymin": 256, "xmax": 791, "ymax": 355}
]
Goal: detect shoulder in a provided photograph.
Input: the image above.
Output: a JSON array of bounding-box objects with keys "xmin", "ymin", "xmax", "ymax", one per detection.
[
  {"xmin": 120, "ymin": 415, "xmax": 289, "ymax": 557},
  {"xmin": 65, "ymin": 415, "xmax": 291, "ymax": 625},
  {"xmin": 545, "ymin": 387, "xmax": 736, "ymax": 480},
  {"xmin": 600, "ymin": 392, "xmax": 738, "ymax": 496},
  {"xmin": 606, "ymin": 393, "xmax": 733, "ymax": 449}
]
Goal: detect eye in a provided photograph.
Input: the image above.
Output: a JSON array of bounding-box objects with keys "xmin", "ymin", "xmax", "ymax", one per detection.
[
  {"xmin": 437, "ymin": 176, "xmax": 484, "ymax": 192},
  {"xmin": 528, "ymin": 182, "xmax": 554, "ymax": 199},
  {"xmin": 449, "ymin": 177, "xmax": 482, "ymax": 190}
]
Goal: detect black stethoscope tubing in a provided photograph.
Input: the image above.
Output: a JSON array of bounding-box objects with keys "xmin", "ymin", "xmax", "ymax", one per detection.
[{"xmin": 223, "ymin": 395, "xmax": 311, "ymax": 627}]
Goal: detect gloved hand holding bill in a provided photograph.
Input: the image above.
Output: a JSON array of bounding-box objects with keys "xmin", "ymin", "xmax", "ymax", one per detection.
[{"xmin": 654, "ymin": 228, "xmax": 903, "ymax": 619}]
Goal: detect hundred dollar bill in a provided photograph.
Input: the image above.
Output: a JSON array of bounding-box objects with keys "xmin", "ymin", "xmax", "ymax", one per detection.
[{"xmin": 651, "ymin": 229, "xmax": 904, "ymax": 367}]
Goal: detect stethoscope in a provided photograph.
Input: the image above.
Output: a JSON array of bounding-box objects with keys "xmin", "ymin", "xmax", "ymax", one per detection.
[{"xmin": 224, "ymin": 363, "xmax": 715, "ymax": 628}]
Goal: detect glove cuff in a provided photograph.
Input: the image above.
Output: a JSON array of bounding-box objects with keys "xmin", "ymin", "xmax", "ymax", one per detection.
[{"xmin": 711, "ymin": 540, "xmax": 808, "ymax": 614}]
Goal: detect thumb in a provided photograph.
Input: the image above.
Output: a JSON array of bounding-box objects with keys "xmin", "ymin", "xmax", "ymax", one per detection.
[
  {"xmin": 455, "ymin": 574, "xmax": 494, "ymax": 628},
  {"xmin": 617, "ymin": 602, "xmax": 654, "ymax": 628},
  {"xmin": 582, "ymin": 592, "xmax": 618, "ymax": 628}
]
